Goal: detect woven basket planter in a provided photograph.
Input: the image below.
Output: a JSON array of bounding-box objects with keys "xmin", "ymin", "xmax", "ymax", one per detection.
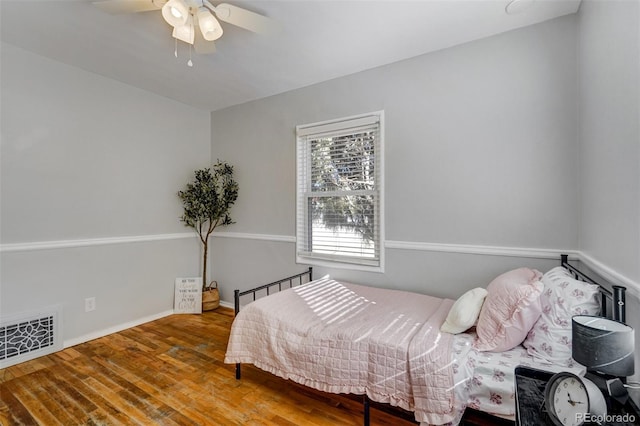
[{"xmin": 202, "ymin": 281, "xmax": 220, "ymax": 311}]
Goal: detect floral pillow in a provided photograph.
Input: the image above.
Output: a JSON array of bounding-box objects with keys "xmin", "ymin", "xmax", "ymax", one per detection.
[{"xmin": 522, "ymin": 266, "xmax": 600, "ymax": 366}]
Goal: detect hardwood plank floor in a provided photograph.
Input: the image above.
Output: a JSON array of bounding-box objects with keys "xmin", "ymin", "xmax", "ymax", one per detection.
[{"xmin": 1, "ymin": 307, "xmax": 421, "ymax": 426}]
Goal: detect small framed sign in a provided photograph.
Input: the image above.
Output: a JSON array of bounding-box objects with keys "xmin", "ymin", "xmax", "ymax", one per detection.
[{"xmin": 174, "ymin": 278, "xmax": 202, "ymax": 314}]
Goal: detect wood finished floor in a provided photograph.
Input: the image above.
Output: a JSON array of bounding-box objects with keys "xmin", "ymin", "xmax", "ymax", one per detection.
[{"xmin": 0, "ymin": 307, "xmax": 420, "ymax": 426}]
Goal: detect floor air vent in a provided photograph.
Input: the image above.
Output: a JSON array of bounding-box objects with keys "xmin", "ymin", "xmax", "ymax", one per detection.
[{"xmin": 0, "ymin": 306, "xmax": 63, "ymax": 368}]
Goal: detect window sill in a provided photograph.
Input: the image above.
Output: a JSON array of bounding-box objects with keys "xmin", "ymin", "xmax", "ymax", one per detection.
[{"xmin": 296, "ymin": 255, "xmax": 385, "ymax": 274}]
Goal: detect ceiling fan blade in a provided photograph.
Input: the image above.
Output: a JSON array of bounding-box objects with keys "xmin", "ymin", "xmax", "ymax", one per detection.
[
  {"xmin": 194, "ymin": 31, "xmax": 217, "ymax": 54},
  {"xmin": 92, "ymin": 0, "xmax": 165, "ymax": 14},
  {"xmin": 212, "ymin": 3, "xmax": 279, "ymax": 35}
]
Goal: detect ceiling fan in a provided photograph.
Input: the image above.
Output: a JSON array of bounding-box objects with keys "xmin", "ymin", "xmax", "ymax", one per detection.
[{"xmin": 92, "ymin": 0, "xmax": 278, "ymax": 55}]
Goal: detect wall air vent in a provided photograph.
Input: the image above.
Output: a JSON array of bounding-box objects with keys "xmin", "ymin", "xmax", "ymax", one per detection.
[{"xmin": 0, "ymin": 306, "xmax": 63, "ymax": 369}]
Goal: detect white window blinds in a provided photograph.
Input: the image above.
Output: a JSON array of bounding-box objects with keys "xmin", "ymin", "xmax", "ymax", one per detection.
[{"xmin": 296, "ymin": 112, "xmax": 383, "ymax": 269}]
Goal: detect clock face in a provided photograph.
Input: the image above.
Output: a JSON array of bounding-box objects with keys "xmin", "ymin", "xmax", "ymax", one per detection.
[{"xmin": 545, "ymin": 373, "xmax": 590, "ymax": 426}]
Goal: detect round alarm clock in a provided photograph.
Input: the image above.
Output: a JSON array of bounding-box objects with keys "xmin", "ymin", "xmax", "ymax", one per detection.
[{"xmin": 544, "ymin": 371, "xmax": 607, "ymax": 426}]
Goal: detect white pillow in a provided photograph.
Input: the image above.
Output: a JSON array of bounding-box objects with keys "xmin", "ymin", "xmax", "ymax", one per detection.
[
  {"xmin": 523, "ymin": 266, "xmax": 600, "ymax": 366},
  {"xmin": 440, "ymin": 287, "xmax": 488, "ymax": 334}
]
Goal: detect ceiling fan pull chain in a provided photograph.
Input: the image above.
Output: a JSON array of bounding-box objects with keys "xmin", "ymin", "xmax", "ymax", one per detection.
[
  {"xmin": 174, "ymin": 38, "xmax": 178, "ymax": 58},
  {"xmin": 187, "ymin": 44, "xmax": 193, "ymax": 67}
]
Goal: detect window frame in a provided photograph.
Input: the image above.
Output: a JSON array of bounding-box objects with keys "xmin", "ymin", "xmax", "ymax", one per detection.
[{"xmin": 295, "ymin": 111, "xmax": 385, "ymax": 272}]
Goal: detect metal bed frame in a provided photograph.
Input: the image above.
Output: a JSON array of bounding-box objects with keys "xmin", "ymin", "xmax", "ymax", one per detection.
[
  {"xmin": 231, "ymin": 256, "xmax": 627, "ymax": 426},
  {"xmin": 560, "ymin": 254, "xmax": 626, "ymax": 322},
  {"xmin": 233, "ymin": 267, "xmax": 313, "ymax": 380}
]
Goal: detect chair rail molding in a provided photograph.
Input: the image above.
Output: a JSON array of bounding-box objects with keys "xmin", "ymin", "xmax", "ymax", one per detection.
[
  {"xmin": 2, "ymin": 233, "xmax": 636, "ymax": 293},
  {"xmin": 0, "ymin": 233, "xmax": 195, "ymax": 253},
  {"xmin": 384, "ymin": 240, "xmax": 574, "ymax": 260}
]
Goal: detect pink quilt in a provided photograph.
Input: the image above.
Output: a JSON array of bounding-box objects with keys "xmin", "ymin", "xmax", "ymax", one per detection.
[{"xmin": 224, "ymin": 277, "xmax": 458, "ymax": 424}]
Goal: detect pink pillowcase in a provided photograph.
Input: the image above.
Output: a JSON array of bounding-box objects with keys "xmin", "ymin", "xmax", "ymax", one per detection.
[{"xmin": 474, "ymin": 267, "xmax": 544, "ymax": 352}]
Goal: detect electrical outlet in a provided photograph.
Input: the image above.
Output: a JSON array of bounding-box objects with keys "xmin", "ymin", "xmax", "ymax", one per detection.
[{"xmin": 85, "ymin": 297, "xmax": 96, "ymax": 312}]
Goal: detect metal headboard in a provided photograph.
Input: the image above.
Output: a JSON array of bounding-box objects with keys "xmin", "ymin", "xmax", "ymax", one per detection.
[
  {"xmin": 233, "ymin": 267, "xmax": 313, "ymax": 316},
  {"xmin": 560, "ymin": 254, "xmax": 626, "ymax": 323}
]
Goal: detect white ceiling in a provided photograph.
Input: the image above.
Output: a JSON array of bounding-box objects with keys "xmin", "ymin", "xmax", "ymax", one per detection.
[{"xmin": 1, "ymin": 0, "xmax": 581, "ymax": 111}]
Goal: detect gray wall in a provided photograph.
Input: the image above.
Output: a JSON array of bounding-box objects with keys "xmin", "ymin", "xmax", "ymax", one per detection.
[
  {"xmin": 1, "ymin": 1, "xmax": 637, "ymax": 381},
  {"xmin": 210, "ymin": 15, "xmax": 579, "ymax": 301},
  {"xmin": 578, "ymin": 0, "xmax": 640, "ymax": 286},
  {"xmin": 0, "ymin": 43, "xmax": 211, "ymax": 344},
  {"xmin": 577, "ymin": 0, "xmax": 640, "ymax": 384},
  {"xmin": 209, "ymin": 2, "xmax": 640, "ymax": 386}
]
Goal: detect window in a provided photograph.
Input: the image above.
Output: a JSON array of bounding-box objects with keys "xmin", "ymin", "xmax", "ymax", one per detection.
[{"xmin": 296, "ymin": 112, "xmax": 384, "ymax": 270}]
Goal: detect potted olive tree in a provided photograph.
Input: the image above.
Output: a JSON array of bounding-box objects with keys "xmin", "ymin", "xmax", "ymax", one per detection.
[{"xmin": 178, "ymin": 161, "xmax": 238, "ymax": 311}]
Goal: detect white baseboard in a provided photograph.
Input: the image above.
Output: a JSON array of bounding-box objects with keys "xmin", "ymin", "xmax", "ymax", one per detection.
[
  {"xmin": 63, "ymin": 309, "xmax": 174, "ymax": 348},
  {"xmin": 63, "ymin": 303, "xmax": 240, "ymax": 350},
  {"xmin": 219, "ymin": 300, "xmax": 234, "ymax": 309}
]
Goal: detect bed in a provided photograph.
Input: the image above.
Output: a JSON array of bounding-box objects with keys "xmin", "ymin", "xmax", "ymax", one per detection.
[{"xmin": 224, "ymin": 255, "xmax": 627, "ymax": 425}]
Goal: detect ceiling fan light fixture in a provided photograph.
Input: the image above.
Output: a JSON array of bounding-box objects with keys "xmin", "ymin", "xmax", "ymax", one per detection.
[
  {"xmin": 197, "ymin": 7, "xmax": 223, "ymax": 41},
  {"xmin": 172, "ymin": 15, "xmax": 195, "ymax": 44},
  {"xmin": 162, "ymin": 0, "xmax": 189, "ymax": 27}
]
